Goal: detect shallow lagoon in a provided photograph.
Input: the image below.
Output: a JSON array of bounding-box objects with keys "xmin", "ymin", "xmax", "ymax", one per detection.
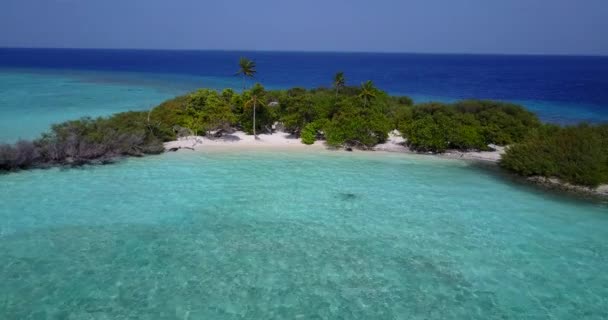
[
  {"xmin": 0, "ymin": 70, "xmax": 178, "ymax": 143},
  {"xmin": 1, "ymin": 150, "xmax": 606, "ymax": 319}
]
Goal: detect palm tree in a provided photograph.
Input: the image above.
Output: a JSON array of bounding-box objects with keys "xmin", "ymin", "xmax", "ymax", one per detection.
[
  {"xmin": 244, "ymin": 84, "xmax": 265, "ymax": 139},
  {"xmin": 333, "ymin": 72, "xmax": 345, "ymax": 97},
  {"xmin": 359, "ymin": 80, "xmax": 377, "ymax": 107},
  {"xmin": 236, "ymin": 57, "xmax": 257, "ymax": 91}
]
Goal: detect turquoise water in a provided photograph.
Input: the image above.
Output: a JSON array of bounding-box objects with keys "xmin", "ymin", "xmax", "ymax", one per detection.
[
  {"xmin": 0, "ymin": 69, "xmax": 252, "ymax": 143},
  {"xmin": 0, "ymin": 70, "xmax": 177, "ymax": 143},
  {"xmin": 1, "ymin": 150, "xmax": 607, "ymax": 319}
]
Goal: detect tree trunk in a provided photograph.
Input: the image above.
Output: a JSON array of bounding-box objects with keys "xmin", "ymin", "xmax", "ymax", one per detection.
[
  {"xmin": 242, "ymin": 76, "xmax": 246, "ymax": 92},
  {"xmin": 253, "ymin": 100, "xmax": 257, "ymax": 138}
]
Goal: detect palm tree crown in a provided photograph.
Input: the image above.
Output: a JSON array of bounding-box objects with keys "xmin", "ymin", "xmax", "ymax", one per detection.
[
  {"xmin": 236, "ymin": 57, "xmax": 257, "ymax": 91},
  {"xmin": 333, "ymin": 72, "xmax": 345, "ymax": 96},
  {"xmin": 359, "ymin": 80, "xmax": 377, "ymax": 107}
]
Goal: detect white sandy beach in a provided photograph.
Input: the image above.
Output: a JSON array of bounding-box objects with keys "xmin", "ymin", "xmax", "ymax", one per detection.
[
  {"xmin": 164, "ymin": 130, "xmax": 504, "ymax": 162},
  {"xmin": 163, "ymin": 131, "xmax": 326, "ymax": 151}
]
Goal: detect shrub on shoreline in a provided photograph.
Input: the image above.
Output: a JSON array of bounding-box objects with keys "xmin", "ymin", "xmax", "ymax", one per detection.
[
  {"xmin": 500, "ymin": 124, "xmax": 608, "ymax": 187},
  {"xmin": 0, "ymin": 112, "xmax": 166, "ymax": 171},
  {"xmin": 399, "ymin": 100, "xmax": 540, "ymax": 152}
]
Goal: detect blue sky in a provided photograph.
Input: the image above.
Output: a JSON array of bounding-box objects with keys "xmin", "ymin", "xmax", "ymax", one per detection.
[{"xmin": 1, "ymin": 0, "xmax": 607, "ymax": 55}]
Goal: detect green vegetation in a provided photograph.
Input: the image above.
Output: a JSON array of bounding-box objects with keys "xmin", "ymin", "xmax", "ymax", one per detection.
[
  {"xmin": 500, "ymin": 124, "xmax": 608, "ymax": 187},
  {"xmin": 181, "ymin": 89, "xmax": 236, "ymax": 136},
  {"xmin": 270, "ymin": 79, "xmax": 403, "ymax": 148},
  {"xmin": 2, "ymin": 57, "xmax": 606, "ymax": 191},
  {"xmin": 243, "ymin": 84, "xmax": 266, "ymax": 138},
  {"xmin": 0, "ymin": 111, "xmax": 166, "ymax": 170},
  {"xmin": 0, "ymin": 80, "xmax": 549, "ymax": 172},
  {"xmin": 398, "ymin": 100, "xmax": 541, "ymax": 152},
  {"xmin": 359, "ymin": 80, "xmax": 377, "ymax": 108},
  {"xmin": 300, "ymin": 124, "xmax": 317, "ymax": 145},
  {"xmin": 333, "ymin": 72, "xmax": 345, "ymax": 97},
  {"xmin": 236, "ymin": 57, "xmax": 256, "ymax": 91},
  {"xmin": 142, "ymin": 80, "xmax": 539, "ymax": 151}
]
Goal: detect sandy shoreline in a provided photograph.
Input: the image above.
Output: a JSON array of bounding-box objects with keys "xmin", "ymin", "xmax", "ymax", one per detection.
[
  {"xmin": 163, "ymin": 131, "xmax": 326, "ymax": 151},
  {"xmin": 164, "ymin": 131, "xmax": 504, "ymax": 162}
]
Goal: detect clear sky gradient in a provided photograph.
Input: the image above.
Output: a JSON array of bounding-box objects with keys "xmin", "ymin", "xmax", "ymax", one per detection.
[{"xmin": 1, "ymin": 0, "xmax": 607, "ymax": 55}]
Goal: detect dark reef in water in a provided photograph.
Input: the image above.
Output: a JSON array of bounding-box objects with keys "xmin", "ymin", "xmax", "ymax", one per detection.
[{"xmin": 338, "ymin": 193, "xmax": 358, "ymax": 201}]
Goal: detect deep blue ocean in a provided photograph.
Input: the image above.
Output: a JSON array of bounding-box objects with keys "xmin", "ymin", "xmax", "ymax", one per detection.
[{"xmin": 1, "ymin": 48, "xmax": 608, "ymax": 133}]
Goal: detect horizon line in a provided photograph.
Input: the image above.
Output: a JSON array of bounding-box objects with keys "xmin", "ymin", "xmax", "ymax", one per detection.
[{"xmin": 1, "ymin": 46, "xmax": 607, "ymax": 58}]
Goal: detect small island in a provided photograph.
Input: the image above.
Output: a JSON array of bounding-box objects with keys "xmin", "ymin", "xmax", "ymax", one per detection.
[{"xmin": 1, "ymin": 61, "xmax": 607, "ymax": 197}]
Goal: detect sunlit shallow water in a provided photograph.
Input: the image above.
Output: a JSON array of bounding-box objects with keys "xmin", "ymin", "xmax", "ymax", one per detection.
[
  {"xmin": 1, "ymin": 150, "xmax": 606, "ymax": 319},
  {"xmin": 0, "ymin": 70, "xmax": 179, "ymax": 143}
]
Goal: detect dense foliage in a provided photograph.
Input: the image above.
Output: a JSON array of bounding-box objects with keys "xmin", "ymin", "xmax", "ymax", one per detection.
[
  {"xmin": 398, "ymin": 101, "xmax": 541, "ymax": 152},
  {"xmin": 500, "ymin": 124, "xmax": 608, "ymax": 187},
  {"xmin": 271, "ymin": 84, "xmax": 407, "ymax": 148},
  {"xmin": 300, "ymin": 120, "xmax": 327, "ymax": 145},
  {"xmin": 0, "ymin": 111, "xmax": 166, "ymax": 171},
  {"xmin": 183, "ymin": 89, "xmax": 237, "ymax": 135}
]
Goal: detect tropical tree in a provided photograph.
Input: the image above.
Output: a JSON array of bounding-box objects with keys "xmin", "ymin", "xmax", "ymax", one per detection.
[
  {"xmin": 244, "ymin": 84, "xmax": 266, "ymax": 138},
  {"xmin": 333, "ymin": 72, "xmax": 345, "ymax": 97},
  {"xmin": 236, "ymin": 57, "xmax": 257, "ymax": 91},
  {"xmin": 359, "ymin": 80, "xmax": 377, "ymax": 107}
]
